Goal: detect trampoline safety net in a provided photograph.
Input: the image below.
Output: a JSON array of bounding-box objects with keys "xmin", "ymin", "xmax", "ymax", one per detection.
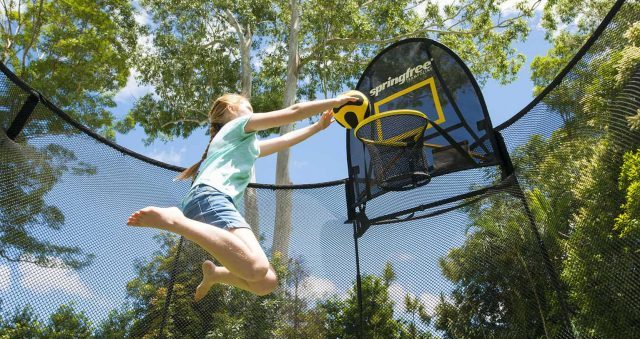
[{"xmin": 1, "ymin": 1, "xmax": 639, "ymax": 338}]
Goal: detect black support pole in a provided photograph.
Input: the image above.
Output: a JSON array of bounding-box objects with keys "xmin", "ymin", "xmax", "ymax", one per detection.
[
  {"xmin": 158, "ymin": 235, "xmax": 185, "ymax": 338},
  {"xmin": 6, "ymin": 92, "xmax": 39, "ymax": 140},
  {"xmin": 353, "ymin": 220, "xmax": 364, "ymax": 339}
]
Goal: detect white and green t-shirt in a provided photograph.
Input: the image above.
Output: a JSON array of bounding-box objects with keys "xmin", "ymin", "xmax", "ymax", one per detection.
[{"xmin": 191, "ymin": 114, "xmax": 260, "ymax": 204}]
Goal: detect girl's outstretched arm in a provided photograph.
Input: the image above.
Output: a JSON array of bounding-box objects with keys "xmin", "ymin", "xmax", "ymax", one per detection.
[
  {"xmin": 258, "ymin": 109, "xmax": 333, "ymax": 157},
  {"xmin": 245, "ymin": 96, "xmax": 354, "ymax": 133}
]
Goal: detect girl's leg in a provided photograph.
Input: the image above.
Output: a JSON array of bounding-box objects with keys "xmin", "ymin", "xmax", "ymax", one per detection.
[
  {"xmin": 195, "ymin": 260, "xmax": 278, "ymax": 299},
  {"xmin": 195, "ymin": 228, "xmax": 278, "ymax": 298},
  {"xmin": 127, "ymin": 206, "xmax": 270, "ymax": 282}
]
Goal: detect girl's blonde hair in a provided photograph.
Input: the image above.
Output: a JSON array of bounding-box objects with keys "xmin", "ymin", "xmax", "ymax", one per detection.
[{"xmin": 175, "ymin": 93, "xmax": 247, "ymax": 181}]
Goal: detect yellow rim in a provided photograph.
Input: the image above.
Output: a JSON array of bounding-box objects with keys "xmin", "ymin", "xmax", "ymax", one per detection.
[{"xmin": 354, "ymin": 109, "xmax": 427, "ymax": 145}]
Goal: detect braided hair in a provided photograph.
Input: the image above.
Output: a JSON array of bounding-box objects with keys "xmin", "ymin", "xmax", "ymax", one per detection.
[{"xmin": 175, "ymin": 93, "xmax": 247, "ymax": 181}]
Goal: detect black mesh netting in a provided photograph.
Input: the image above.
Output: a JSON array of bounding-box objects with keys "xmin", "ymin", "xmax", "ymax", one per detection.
[
  {"xmin": 355, "ymin": 112, "xmax": 430, "ymax": 190},
  {"xmin": 1, "ymin": 1, "xmax": 639, "ymax": 338}
]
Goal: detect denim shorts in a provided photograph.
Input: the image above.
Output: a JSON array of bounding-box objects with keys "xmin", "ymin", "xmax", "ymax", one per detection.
[{"xmin": 179, "ymin": 184, "xmax": 251, "ymax": 231}]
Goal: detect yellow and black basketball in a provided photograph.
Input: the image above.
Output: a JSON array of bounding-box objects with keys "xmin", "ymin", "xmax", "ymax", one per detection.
[{"xmin": 332, "ymin": 90, "xmax": 370, "ymax": 129}]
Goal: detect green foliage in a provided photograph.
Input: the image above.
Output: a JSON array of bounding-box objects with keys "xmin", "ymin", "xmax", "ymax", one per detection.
[
  {"xmin": 435, "ymin": 3, "xmax": 640, "ymax": 338},
  {"xmin": 317, "ymin": 263, "xmax": 435, "ymax": 339},
  {"xmin": 540, "ymin": 0, "xmax": 615, "ymax": 39},
  {"xmin": 402, "ymin": 294, "xmax": 432, "ymax": 339},
  {"xmin": 562, "ymin": 142, "xmax": 640, "ymax": 337},
  {"xmin": 94, "ymin": 308, "xmax": 135, "ymax": 339},
  {"xmin": 345, "ymin": 275, "xmax": 399, "ymax": 338},
  {"xmin": 0, "ymin": 304, "xmax": 45, "ymax": 338},
  {"xmin": 102, "ymin": 233, "xmax": 293, "ymax": 338},
  {"xmin": 118, "ymin": 0, "xmax": 279, "ymax": 144},
  {"xmin": 1, "ymin": 0, "xmax": 134, "ymax": 277},
  {"xmin": 44, "ymin": 304, "xmax": 93, "ymax": 338},
  {"xmin": 0, "ymin": 0, "xmax": 139, "ymax": 139},
  {"xmin": 94, "ymin": 244, "xmax": 437, "ymax": 338},
  {"xmin": 614, "ymin": 149, "xmax": 640, "ymax": 264},
  {"xmin": 0, "ymin": 303, "xmax": 93, "ymax": 338},
  {"xmin": 433, "ymin": 192, "xmax": 566, "ymax": 338}
]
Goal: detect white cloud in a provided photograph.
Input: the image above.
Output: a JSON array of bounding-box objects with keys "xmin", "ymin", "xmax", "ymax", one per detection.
[
  {"xmin": 394, "ymin": 251, "xmax": 414, "ymax": 262},
  {"xmin": 134, "ymin": 7, "xmax": 151, "ymax": 26},
  {"xmin": 147, "ymin": 146, "xmax": 187, "ymax": 164},
  {"xmin": 114, "ymin": 69, "xmax": 154, "ymax": 104},
  {"xmin": 418, "ymin": 292, "xmax": 442, "ymax": 315},
  {"xmin": 388, "ymin": 282, "xmax": 408, "ymax": 313},
  {"xmin": 18, "ymin": 259, "xmax": 92, "ymax": 298},
  {"xmin": 299, "ymin": 275, "xmax": 338, "ymax": 300},
  {"xmin": 388, "ymin": 282, "xmax": 444, "ymax": 316},
  {"xmin": 0, "ymin": 265, "xmax": 11, "ymax": 291}
]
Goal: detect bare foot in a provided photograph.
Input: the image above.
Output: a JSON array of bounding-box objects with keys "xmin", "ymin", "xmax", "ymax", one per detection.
[
  {"xmin": 126, "ymin": 206, "xmax": 184, "ymax": 231},
  {"xmin": 195, "ymin": 260, "xmax": 218, "ymax": 302}
]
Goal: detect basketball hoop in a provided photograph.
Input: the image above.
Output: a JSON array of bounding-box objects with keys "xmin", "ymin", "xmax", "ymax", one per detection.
[{"xmin": 354, "ymin": 110, "xmax": 431, "ymax": 191}]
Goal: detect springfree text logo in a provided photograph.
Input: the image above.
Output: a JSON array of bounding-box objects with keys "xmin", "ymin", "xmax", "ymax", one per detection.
[{"xmin": 369, "ymin": 60, "xmax": 433, "ymax": 97}]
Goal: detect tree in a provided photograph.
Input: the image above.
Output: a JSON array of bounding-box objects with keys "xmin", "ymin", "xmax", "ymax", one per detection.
[
  {"xmin": 433, "ymin": 191, "xmax": 566, "ymax": 338},
  {"xmin": 433, "ymin": 2, "xmax": 640, "ymax": 337},
  {"xmin": 530, "ymin": 3, "xmax": 640, "ymax": 336},
  {"xmin": 117, "ymin": 0, "xmax": 279, "ymax": 144},
  {"xmin": 0, "ymin": 303, "xmax": 94, "ymax": 338},
  {"xmin": 402, "ymin": 294, "xmax": 432, "ymax": 339},
  {"xmin": 44, "ymin": 304, "xmax": 93, "ymax": 338},
  {"xmin": 1, "ymin": 0, "xmax": 138, "ymax": 273},
  {"xmin": 116, "ymin": 233, "xmax": 291, "ymax": 338},
  {"xmin": 1, "ymin": 0, "xmax": 138, "ymax": 139},
  {"xmin": 94, "ymin": 308, "xmax": 135, "ymax": 339},
  {"xmin": 317, "ymin": 262, "xmax": 436, "ymax": 338},
  {"xmin": 121, "ymin": 0, "xmax": 281, "ymax": 234},
  {"xmin": 558, "ymin": 53, "xmax": 640, "ymax": 339},
  {"xmin": 0, "ymin": 304, "xmax": 44, "ymax": 338}
]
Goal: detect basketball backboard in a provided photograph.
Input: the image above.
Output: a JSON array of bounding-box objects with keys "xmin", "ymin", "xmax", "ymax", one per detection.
[{"xmin": 347, "ymin": 38, "xmax": 501, "ymax": 208}]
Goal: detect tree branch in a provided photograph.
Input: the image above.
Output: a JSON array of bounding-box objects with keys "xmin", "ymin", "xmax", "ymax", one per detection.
[
  {"xmin": 441, "ymin": 3, "xmax": 472, "ymax": 26},
  {"xmin": 22, "ymin": 0, "xmax": 44, "ymax": 72},
  {"xmin": 161, "ymin": 118, "xmax": 207, "ymax": 129},
  {"xmin": 16, "ymin": 0, "xmax": 22, "ymax": 32},
  {"xmin": 1, "ymin": 0, "xmax": 14, "ymax": 36},
  {"xmin": 200, "ymin": 38, "xmax": 233, "ymax": 49},
  {"xmin": 301, "ymin": 8, "xmax": 530, "ymax": 67},
  {"xmin": 404, "ymin": 0, "xmax": 426, "ymax": 13},
  {"xmin": 223, "ymin": 8, "xmax": 246, "ymax": 47},
  {"xmin": 360, "ymin": 0, "xmax": 374, "ymax": 8}
]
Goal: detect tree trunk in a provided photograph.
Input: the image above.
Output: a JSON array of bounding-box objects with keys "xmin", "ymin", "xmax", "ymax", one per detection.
[
  {"xmin": 240, "ymin": 30, "xmax": 252, "ymax": 97},
  {"xmin": 225, "ymin": 10, "xmax": 259, "ymax": 235},
  {"xmin": 271, "ymin": 0, "xmax": 300, "ymax": 259},
  {"xmin": 240, "ymin": 30, "xmax": 259, "ymax": 234}
]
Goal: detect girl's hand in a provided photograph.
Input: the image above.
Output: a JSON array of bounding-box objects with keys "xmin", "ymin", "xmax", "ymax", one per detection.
[
  {"xmin": 335, "ymin": 94, "xmax": 359, "ymax": 106},
  {"xmin": 315, "ymin": 109, "xmax": 334, "ymax": 131}
]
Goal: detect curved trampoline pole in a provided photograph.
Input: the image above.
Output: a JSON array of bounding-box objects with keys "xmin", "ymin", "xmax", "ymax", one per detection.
[
  {"xmin": 158, "ymin": 235, "xmax": 185, "ymax": 338},
  {"xmin": 353, "ymin": 219, "xmax": 364, "ymax": 339},
  {"xmin": 516, "ymin": 182, "xmax": 576, "ymax": 339}
]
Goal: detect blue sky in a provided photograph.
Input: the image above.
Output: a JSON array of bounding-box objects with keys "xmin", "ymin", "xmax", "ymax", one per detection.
[{"xmin": 2, "ymin": 3, "xmax": 555, "ymax": 327}]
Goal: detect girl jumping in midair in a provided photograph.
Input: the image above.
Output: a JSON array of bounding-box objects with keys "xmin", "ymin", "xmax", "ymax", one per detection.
[{"xmin": 127, "ymin": 93, "xmax": 354, "ymax": 299}]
